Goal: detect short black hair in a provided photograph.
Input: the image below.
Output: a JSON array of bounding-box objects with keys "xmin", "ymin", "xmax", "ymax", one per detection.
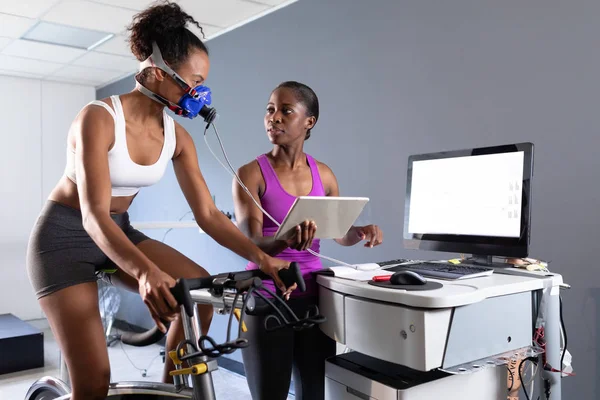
[
  {"xmin": 275, "ymin": 81, "xmax": 319, "ymax": 140},
  {"xmin": 128, "ymin": 1, "xmax": 208, "ymax": 80}
]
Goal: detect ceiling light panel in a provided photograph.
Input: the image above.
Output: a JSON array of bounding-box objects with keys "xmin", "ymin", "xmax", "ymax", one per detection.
[{"xmin": 21, "ymin": 21, "xmax": 113, "ymax": 50}]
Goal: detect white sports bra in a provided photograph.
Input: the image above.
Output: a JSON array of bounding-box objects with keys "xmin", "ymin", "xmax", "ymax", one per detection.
[{"xmin": 65, "ymin": 95, "xmax": 177, "ymax": 197}]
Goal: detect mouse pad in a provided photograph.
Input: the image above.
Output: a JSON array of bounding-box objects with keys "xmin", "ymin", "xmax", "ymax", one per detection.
[{"xmin": 367, "ymin": 280, "xmax": 443, "ymax": 291}]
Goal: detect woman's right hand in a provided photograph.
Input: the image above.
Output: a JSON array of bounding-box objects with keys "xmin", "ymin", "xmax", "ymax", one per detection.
[
  {"xmin": 258, "ymin": 256, "xmax": 297, "ymax": 299},
  {"xmin": 138, "ymin": 266, "xmax": 179, "ymax": 333},
  {"xmin": 285, "ymin": 220, "xmax": 317, "ymax": 251}
]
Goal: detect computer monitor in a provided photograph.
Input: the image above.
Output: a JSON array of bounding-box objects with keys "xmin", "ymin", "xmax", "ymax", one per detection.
[{"xmin": 403, "ymin": 142, "xmax": 534, "ymax": 266}]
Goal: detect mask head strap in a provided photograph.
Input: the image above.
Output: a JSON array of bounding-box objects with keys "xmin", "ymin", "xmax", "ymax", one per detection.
[
  {"xmin": 135, "ymin": 42, "xmax": 190, "ymax": 116},
  {"xmin": 139, "ymin": 42, "xmax": 194, "ymax": 93}
]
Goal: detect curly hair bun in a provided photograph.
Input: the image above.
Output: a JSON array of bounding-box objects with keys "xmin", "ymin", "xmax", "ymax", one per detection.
[{"xmin": 128, "ymin": 0, "xmax": 207, "ymax": 66}]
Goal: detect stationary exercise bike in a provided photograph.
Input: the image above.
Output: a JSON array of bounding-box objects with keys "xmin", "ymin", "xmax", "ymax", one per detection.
[{"xmin": 25, "ymin": 262, "xmax": 324, "ymax": 399}]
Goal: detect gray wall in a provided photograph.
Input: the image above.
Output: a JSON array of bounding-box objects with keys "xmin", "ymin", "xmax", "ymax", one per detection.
[{"xmin": 98, "ymin": 0, "xmax": 598, "ymax": 396}]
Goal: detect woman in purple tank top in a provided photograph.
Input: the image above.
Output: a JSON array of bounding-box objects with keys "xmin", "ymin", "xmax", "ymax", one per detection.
[{"xmin": 233, "ymin": 81, "xmax": 383, "ymax": 400}]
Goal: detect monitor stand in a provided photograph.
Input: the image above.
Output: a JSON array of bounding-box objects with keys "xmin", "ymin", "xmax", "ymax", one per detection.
[{"xmin": 461, "ymin": 255, "xmax": 511, "ymax": 269}]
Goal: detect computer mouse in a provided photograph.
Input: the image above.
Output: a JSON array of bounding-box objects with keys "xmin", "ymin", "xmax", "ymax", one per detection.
[{"xmin": 390, "ymin": 270, "xmax": 427, "ymax": 285}]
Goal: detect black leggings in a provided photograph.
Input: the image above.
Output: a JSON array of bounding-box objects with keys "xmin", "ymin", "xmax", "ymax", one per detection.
[{"xmin": 241, "ymin": 296, "xmax": 336, "ymax": 400}]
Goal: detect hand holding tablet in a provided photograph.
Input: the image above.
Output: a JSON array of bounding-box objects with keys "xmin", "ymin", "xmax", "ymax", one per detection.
[{"xmin": 274, "ymin": 196, "xmax": 369, "ymax": 240}]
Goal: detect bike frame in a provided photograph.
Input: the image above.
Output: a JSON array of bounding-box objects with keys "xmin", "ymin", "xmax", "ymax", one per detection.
[{"xmin": 48, "ymin": 291, "xmax": 230, "ymax": 399}]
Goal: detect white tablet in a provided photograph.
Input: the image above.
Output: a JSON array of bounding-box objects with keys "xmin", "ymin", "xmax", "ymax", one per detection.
[{"xmin": 274, "ymin": 196, "xmax": 370, "ymax": 240}]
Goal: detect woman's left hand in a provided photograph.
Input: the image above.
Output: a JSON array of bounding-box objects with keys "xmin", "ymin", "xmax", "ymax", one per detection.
[{"xmin": 353, "ymin": 225, "xmax": 383, "ymax": 248}]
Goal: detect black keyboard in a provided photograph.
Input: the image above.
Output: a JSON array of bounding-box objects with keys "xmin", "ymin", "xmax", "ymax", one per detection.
[
  {"xmin": 382, "ymin": 261, "xmax": 494, "ymax": 280},
  {"xmin": 377, "ymin": 259, "xmax": 414, "ymax": 267}
]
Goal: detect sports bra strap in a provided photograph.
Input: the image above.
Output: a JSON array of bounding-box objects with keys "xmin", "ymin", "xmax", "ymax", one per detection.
[{"xmin": 88, "ymin": 100, "xmax": 117, "ymax": 121}]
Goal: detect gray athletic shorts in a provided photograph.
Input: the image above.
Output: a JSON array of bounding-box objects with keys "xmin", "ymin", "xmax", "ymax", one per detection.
[{"xmin": 26, "ymin": 200, "xmax": 150, "ymax": 299}]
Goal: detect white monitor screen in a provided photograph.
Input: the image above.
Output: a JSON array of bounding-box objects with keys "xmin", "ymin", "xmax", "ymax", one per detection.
[{"xmin": 408, "ymin": 151, "xmax": 524, "ymax": 238}]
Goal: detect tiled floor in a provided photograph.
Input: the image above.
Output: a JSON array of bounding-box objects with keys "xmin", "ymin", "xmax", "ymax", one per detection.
[{"xmin": 0, "ymin": 321, "xmax": 293, "ymax": 399}]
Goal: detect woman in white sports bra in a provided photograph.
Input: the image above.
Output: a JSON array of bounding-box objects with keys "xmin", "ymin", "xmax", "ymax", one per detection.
[{"xmin": 26, "ymin": 3, "xmax": 293, "ymax": 399}]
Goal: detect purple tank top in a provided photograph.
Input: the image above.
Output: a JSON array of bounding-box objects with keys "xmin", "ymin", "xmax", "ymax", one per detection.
[{"xmin": 246, "ymin": 153, "xmax": 326, "ymax": 298}]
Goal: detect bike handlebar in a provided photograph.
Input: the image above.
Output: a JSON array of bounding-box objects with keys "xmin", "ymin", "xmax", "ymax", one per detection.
[
  {"xmin": 171, "ymin": 262, "xmax": 305, "ymax": 318},
  {"xmin": 121, "ymin": 262, "xmax": 313, "ymax": 348},
  {"xmin": 120, "ymin": 322, "xmax": 169, "ymax": 347}
]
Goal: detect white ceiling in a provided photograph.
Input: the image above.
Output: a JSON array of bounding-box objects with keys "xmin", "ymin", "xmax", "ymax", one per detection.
[{"xmin": 0, "ymin": 0, "xmax": 297, "ymax": 88}]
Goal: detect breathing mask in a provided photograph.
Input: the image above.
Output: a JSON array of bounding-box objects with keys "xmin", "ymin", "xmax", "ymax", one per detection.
[{"xmin": 135, "ymin": 42, "xmax": 217, "ymax": 124}]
